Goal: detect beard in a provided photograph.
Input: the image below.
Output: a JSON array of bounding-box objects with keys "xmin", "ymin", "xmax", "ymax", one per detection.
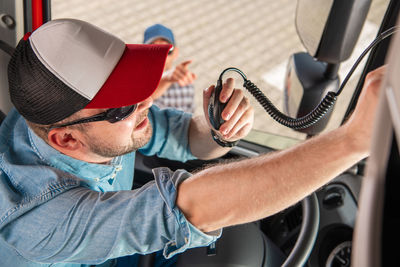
[{"xmin": 85, "ymin": 112, "xmax": 153, "ymax": 158}]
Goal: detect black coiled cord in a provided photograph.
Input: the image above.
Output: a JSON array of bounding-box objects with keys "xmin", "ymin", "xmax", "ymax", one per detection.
[
  {"xmin": 218, "ymin": 26, "xmax": 398, "ymax": 130},
  {"xmin": 217, "ymin": 67, "xmax": 337, "ymax": 129},
  {"xmin": 243, "ymin": 79, "xmax": 337, "ymax": 129}
]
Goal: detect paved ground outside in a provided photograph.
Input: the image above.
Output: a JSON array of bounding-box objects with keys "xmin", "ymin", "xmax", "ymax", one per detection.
[{"xmin": 52, "ymin": 0, "xmax": 389, "ymax": 146}]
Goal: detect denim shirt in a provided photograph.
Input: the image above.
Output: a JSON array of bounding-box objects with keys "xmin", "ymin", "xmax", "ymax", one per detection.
[{"xmin": 0, "ymin": 106, "xmax": 220, "ymax": 267}]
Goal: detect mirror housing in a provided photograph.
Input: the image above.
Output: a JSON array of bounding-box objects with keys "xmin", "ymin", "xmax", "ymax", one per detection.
[
  {"xmin": 296, "ymin": 0, "xmax": 372, "ymax": 63},
  {"xmin": 284, "ymin": 53, "xmax": 339, "ymax": 135}
]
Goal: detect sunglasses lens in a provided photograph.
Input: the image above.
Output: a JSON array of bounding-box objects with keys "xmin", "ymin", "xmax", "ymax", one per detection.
[
  {"xmin": 107, "ymin": 104, "xmax": 137, "ymax": 123},
  {"xmin": 168, "ymin": 46, "xmax": 174, "ymax": 55}
]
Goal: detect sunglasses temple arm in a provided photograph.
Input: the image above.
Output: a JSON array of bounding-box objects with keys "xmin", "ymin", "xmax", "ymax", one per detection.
[{"xmin": 49, "ymin": 113, "xmax": 106, "ymax": 129}]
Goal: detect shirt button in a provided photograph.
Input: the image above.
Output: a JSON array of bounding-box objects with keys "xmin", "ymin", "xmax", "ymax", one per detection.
[
  {"xmin": 94, "ymin": 178, "xmax": 100, "ymax": 182},
  {"xmin": 116, "ymin": 166, "xmax": 123, "ymax": 171},
  {"xmin": 111, "ymin": 174, "xmax": 116, "ymax": 179}
]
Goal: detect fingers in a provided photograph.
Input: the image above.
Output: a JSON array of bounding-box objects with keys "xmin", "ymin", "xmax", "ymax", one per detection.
[
  {"xmin": 356, "ymin": 65, "xmax": 386, "ymax": 111},
  {"xmin": 219, "ymin": 95, "xmax": 254, "ymax": 140},
  {"xmin": 180, "ymin": 60, "xmax": 193, "ymax": 67},
  {"xmin": 215, "ymin": 78, "xmax": 254, "ymax": 140},
  {"xmin": 344, "ymin": 65, "xmax": 387, "ymax": 153},
  {"xmin": 171, "ymin": 60, "xmax": 196, "ymax": 86},
  {"xmin": 203, "ymin": 78, "xmax": 254, "ymax": 140},
  {"xmin": 219, "ymin": 78, "xmax": 235, "ymax": 103},
  {"xmin": 363, "ymin": 65, "xmax": 386, "ymax": 95},
  {"xmin": 174, "ymin": 69, "xmax": 195, "ymax": 86},
  {"xmin": 220, "ymin": 88, "xmax": 244, "ymax": 120}
]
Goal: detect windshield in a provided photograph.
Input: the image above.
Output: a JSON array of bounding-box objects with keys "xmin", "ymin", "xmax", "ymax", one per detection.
[{"xmin": 52, "ymin": 0, "xmax": 390, "ymax": 149}]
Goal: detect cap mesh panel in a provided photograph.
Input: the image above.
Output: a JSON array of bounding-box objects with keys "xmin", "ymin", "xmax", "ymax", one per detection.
[{"xmin": 8, "ymin": 39, "xmax": 90, "ymax": 125}]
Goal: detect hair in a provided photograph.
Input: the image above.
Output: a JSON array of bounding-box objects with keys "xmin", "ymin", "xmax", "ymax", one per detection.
[{"xmin": 26, "ymin": 112, "xmax": 89, "ymax": 142}]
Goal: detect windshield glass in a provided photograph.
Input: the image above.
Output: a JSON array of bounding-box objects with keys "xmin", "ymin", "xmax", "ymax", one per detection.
[{"xmin": 52, "ymin": 0, "xmax": 390, "ymax": 149}]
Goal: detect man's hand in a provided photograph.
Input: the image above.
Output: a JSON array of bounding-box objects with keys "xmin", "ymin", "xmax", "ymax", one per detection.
[
  {"xmin": 343, "ymin": 65, "xmax": 386, "ymax": 156},
  {"xmin": 164, "ymin": 60, "xmax": 197, "ymax": 86},
  {"xmin": 203, "ymin": 78, "xmax": 254, "ymax": 142},
  {"xmin": 152, "ymin": 60, "xmax": 197, "ymax": 100}
]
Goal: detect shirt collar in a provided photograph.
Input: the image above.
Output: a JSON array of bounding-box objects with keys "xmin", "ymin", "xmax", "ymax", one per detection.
[{"xmin": 28, "ymin": 127, "xmax": 122, "ymax": 181}]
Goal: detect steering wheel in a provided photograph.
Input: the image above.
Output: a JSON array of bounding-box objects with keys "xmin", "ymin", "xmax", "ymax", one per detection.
[
  {"xmin": 174, "ymin": 192, "xmax": 320, "ymax": 267},
  {"xmin": 281, "ymin": 192, "xmax": 320, "ymax": 267}
]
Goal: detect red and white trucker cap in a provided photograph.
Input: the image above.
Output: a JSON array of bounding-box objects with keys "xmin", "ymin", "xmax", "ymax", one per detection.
[{"xmin": 8, "ymin": 19, "xmax": 171, "ymax": 125}]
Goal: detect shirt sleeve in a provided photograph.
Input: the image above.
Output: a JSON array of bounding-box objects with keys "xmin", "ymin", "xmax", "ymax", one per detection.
[
  {"xmin": 152, "ymin": 167, "xmax": 221, "ymax": 258},
  {"xmin": 139, "ymin": 106, "xmax": 197, "ymax": 162},
  {"xmin": 1, "ymin": 168, "xmax": 220, "ymax": 264}
]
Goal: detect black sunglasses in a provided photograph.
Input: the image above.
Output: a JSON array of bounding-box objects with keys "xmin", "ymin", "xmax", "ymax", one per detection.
[
  {"xmin": 50, "ymin": 104, "xmax": 138, "ymax": 129},
  {"xmin": 168, "ymin": 46, "xmax": 174, "ymax": 55}
]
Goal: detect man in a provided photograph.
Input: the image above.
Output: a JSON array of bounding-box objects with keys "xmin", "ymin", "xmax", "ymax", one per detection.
[
  {"xmin": 143, "ymin": 23, "xmax": 197, "ymax": 113},
  {"xmin": 0, "ymin": 18, "xmax": 384, "ymax": 267},
  {"xmin": 0, "ymin": 18, "xmax": 252, "ymax": 267}
]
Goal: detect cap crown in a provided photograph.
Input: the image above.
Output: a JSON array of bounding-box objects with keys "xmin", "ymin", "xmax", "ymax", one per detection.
[
  {"xmin": 143, "ymin": 24, "xmax": 175, "ymax": 45},
  {"xmin": 30, "ymin": 19, "xmax": 126, "ymax": 100},
  {"xmin": 8, "ymin": 19, "xmax": 170, "ymax": 125}
]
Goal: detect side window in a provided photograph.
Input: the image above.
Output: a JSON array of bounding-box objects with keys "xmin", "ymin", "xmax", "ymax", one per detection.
[{"xmin": 52, "ymin": 0, "xmax": 390, "ymax": 149}]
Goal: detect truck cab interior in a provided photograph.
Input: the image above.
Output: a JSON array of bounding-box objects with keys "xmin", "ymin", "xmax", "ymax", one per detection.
[{"xmin": 0, "ymin": 0, "xmax": 399, "ymax": 266}]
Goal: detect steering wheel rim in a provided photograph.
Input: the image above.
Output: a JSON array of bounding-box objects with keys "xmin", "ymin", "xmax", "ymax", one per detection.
[{"xmin": 281, "ymin": 192, "xmax": 320, "ymax": 267}]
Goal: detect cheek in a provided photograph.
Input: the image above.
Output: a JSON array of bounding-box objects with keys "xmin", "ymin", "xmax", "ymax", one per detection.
[
  {"xmin": 165, "ymin": 58, "xmax": 173, "ymax": 68},
  {"xmin": 115, "ymin": 120, "xmax": 136, "ymax": 138},
  {"xmin": 98, "ymin": 120, "xmax": 136, "ymax": 141},
  {"xmin": 120, "ymin": 119, "xmax": 136, "ymax": 130}
]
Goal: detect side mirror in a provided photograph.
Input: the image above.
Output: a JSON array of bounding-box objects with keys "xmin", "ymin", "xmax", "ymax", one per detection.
[
  {"xmin": 296, "ymin": 0, "xmax": 372, "ymax": 63},
  {"xmin": 284, "ymin": 0, "xmax": 372, "ymax": 135}
]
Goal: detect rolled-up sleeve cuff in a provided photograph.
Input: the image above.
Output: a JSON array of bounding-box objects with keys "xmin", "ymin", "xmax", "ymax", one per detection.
[{"xmin": 153, "ymin": 167, "xmax": 222, "ymax": 259}]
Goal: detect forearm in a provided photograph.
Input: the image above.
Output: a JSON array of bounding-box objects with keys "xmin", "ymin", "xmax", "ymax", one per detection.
[
  {"xmin": 178, "ymin": 123, "xmax": 366, "ymax": 232},
  {"xmin": 188, "ymin": 115, "xmax": 232, "ymax": 160}
]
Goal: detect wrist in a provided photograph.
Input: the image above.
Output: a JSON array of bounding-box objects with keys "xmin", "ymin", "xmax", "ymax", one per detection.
[{"xmin": 342, "ymin": 119, "xmax": 371, "ymax": 158}]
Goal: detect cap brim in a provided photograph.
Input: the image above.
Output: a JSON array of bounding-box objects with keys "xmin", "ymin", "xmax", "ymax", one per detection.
[
  {"xmin": 144, "ymin": 36, "xmax": 174, "ymax": 45},
  {"xmin": 85, "ymin": 44, "xmax": 171, "ymax": 108}
]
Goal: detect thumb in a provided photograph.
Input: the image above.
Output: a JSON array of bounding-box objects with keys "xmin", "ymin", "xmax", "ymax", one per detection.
[{"xmin": 203, "ymin": 85, "xmax": 215, "ymax": 126}]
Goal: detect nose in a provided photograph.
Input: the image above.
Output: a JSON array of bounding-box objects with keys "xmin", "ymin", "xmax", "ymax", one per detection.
[{"xmin": 124, "ymin": 97, "xmax": 153, "ymax": 123}]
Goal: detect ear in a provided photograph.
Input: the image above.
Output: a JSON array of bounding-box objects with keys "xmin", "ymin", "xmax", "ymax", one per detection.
[{"xmin": 47, "ymin": 128, "xmax": 82, "ymax": 152}]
